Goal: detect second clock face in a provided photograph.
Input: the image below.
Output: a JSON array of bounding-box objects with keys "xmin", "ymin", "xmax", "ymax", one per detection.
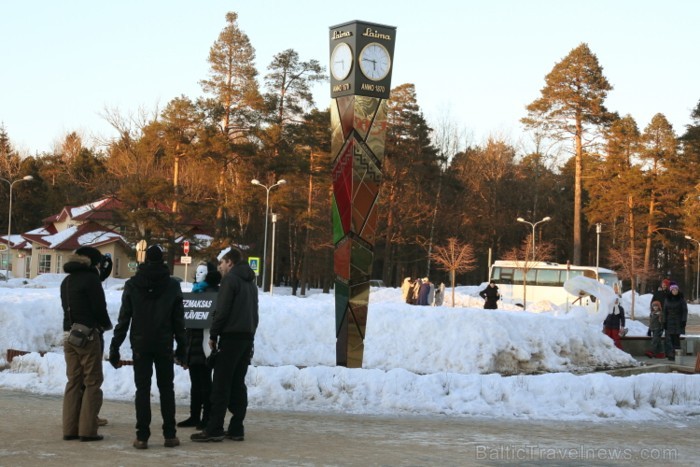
[
  {"xmin": 331, "ymin": 42, "xmax": 353, "ymax": 81},
  {"xmin": 359, "ymin": 42, "xmax": 391, "ymax": 81}
]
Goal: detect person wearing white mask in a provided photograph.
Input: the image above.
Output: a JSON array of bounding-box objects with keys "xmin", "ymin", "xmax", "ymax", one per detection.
[{"xmin": 178, "ymin": 262, "xmax": 221, "ymax": 430}]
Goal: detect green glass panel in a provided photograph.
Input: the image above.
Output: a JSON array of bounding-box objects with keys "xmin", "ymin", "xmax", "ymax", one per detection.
[{"xmin": 331, "ymin": 196, "xmax": 344, "ymax": 244}]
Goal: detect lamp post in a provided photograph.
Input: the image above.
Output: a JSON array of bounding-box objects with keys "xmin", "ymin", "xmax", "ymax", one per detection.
[
  {"xmin": 251, "ymin": 178, "xmax": 287, "ymax": 291},
  {"xmin": 685, "ymin": 235, "xmax": 700, "ymax": 302},
  {"xmin": 270, "ymin": 213, "xmax": 277, "ymax": 296},
  {"xmin": 516, "ymin": 216, "xmax": 551, "ymax": 260},
  {"xmin": 1, "ymin": 175, "xmax": 34, "ymax": 275},
  {"xmin": 595, "ymin": 223, "xmax": 602, "ymax": 281}
]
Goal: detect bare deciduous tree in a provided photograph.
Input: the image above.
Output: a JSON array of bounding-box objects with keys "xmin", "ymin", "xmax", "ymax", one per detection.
[{"xmin": 430, "ymin": 238, "xmax": 476, "ymax": 306}]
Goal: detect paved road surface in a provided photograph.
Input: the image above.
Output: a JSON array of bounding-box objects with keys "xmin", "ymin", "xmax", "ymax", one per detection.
[{"xmin": 1, "ymin": 388, "xmax": 699, "ymax": 466}]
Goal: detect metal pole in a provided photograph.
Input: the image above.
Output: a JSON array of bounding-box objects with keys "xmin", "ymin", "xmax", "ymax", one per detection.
[
  {"xmin": 531, "ymin": 224, "xmax": 536, "ymax": 260},
  {"xmin": 686, "ymin": 236, "xmax": 700, "ymax": 302},
  {"xmin": 262, "ymin": 188, "xmax": 270, "ymax": 291},
  {"xmin": 270, "ymin": 213, "xmax": 277, "ymax": 296},
  {"xmin": 7, "ymin": 182, "xmax": 13, "ymax": 273},
  {"xmin": 595, "ymin": 223, "xmax": 601, "ymax": 281},
  {"xmin": 595, "ymin": 223, "xmax": 601, "ymax": 312},
  {"xmin": 697, "ymin": 248, "xmax": 700, "ymax": 303}
]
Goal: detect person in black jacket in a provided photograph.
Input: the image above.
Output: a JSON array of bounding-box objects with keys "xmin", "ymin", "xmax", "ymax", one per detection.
[
  {"xmin": 191, "ymin": 247, "xmax": 258, "ymax": 443},
  {"xmin": 479, "ymin": 281, "xmax": 501, "ymax": 309},
  {"xmin": 109, "ymin": 245, "xmax": 187, "ymax": 449},
  {"xmin": 662, "ymin": 283, "xmax": 688, "ymax": 361},
  {"xmin": 177, "ymin": 261, "xmax": 221, "ymax": 430},
  {"xmin": 60, "ymin": 246, "xmax": 113, "ymax": 442}
]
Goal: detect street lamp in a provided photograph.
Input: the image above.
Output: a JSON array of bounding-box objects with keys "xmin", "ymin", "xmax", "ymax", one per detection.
[
  {"xmin": 685, "ymin": 235, "xmax": 700, "ymax": 302},
  {"xmin": 1, "ymin": 175, "xmax": 34, "ymax": 276},
  {"xmin": 270, "ymin": 213, "xmax": 277, "ymax": 296},
  {"xmin": 251, "ymin": 178, "xmax": 287, "ymax": 291},
  {"xmin": 516, "ymin": 216, "xmax": 551, "ymax": 260}
]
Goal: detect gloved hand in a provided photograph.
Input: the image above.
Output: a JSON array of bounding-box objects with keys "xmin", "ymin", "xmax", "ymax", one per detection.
[
  {"xmin": 108, "ymin": 349, "xmax": 120, "ymax": 369},
  {"xmin": 175, "ymin": 346, "xmax": 186, "ymax": 366}
]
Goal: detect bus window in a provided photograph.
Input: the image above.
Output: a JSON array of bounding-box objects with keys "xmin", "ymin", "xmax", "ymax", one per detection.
[
  {"xmin": 493, "ymin": 267, "xmax": 514, "ymax": 284},
  {"xmin": 536, "ymin": 269, "xmax": 561, "ymax": 286},
  {"xmin": 513, "ymin": 268, "xmax": 536, "ymax": 283}
]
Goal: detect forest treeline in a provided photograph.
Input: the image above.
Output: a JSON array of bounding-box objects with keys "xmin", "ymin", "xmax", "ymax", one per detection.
[{"xmin": 1, "ymin": 12, "xmax": 698, "ymax": 296}]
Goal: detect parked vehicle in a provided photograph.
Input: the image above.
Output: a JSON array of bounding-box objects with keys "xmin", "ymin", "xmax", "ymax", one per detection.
[{"xmin": 488, "ymin": 260, "xmax": 621, "ymax": 308}]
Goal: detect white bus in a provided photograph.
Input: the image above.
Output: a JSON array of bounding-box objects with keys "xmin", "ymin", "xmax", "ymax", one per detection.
[{"xmin": 488, "ymin": 260, "xmax": 621, "ymax": 308}]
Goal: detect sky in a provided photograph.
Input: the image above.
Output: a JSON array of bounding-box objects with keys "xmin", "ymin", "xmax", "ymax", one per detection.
[
  {"xmin": 2, "ymin": 1, "xmax": 699, "ymax": 155},
  {"xmin": 1, "ymin": 273, "xmax": 700, "ymax": 422}
]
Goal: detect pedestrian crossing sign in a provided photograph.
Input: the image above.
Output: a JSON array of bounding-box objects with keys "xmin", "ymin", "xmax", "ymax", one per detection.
[{"xmin": 248, "ymin": 257, "xmax": 260, "ymax": 274}]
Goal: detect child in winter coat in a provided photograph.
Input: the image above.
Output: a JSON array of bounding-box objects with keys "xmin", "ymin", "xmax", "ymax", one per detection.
[
  {"xmin": 645, "ymin": 300, "xmax": 665, "ymax": 358},
  {"xmin": 603, "ymin": 298, "xmax": 626, "ymax": 350}
]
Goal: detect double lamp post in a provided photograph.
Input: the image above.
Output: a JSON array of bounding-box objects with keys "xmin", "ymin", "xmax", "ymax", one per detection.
[
  {"xmin": 251, "ymin": 178, "xmax": 286, "ymax": 291},
  {"xmin": 516, "ymin": 216, "xmax": 551, "ymax": 260}
]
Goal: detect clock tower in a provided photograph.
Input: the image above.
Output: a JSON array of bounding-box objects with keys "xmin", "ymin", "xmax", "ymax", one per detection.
[{"xmin": 329, "ymin": 20, "xmax": 396, "ymax": 367}]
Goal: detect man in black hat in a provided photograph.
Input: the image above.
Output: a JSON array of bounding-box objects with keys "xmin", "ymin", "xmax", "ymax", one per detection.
[
  {"xmin": 109, "ymin": 244, "xmax": 187, "ymax": 449},
  {"xmin": 191, "ymin": 246, "xmax": 258, "ymax": 443},
  {"xmin": 60, "ymin": 246, "xmax": 113, "ymax": 442}
]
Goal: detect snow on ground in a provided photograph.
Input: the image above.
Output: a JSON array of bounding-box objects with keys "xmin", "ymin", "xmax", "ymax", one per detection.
[{"xmin": 1, "ymin": 275, "xmax": 699, "ymax": 421}]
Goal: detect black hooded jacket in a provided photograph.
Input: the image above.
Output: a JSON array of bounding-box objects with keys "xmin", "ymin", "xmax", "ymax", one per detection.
[
  {"xmin": 209, "ymin": 260, "xmax": 258, "ymax": 342},
  {"xmin": 111, "ymin": 261, "xmax": 186, "ymax": 355},
  {"xmin": 60, "ymin": 254, "xmax": 112, "ymax": 332}
]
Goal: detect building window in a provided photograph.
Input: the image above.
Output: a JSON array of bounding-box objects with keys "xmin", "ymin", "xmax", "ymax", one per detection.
[
  {"xmin": 39, "ymin": 254, "xmax": 52, "ymax": 274},
  {"xmin": 114, "ymin": 257, "xmax": 120, "ymax": 277},
  {"xmin": 56, "ymin": 255, "xmax": 63, "ymax": 274}
]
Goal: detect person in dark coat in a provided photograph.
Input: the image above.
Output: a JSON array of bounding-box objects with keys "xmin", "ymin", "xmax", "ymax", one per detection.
[
  {"xmin": 603, "ymin": 297, "xmax": 626, "ymax": 350},
  {"xmin": 60, "ymin": 247, "xmax": 113, "ymax": 442},
  {"xmin": 109, "ymin": 245, "xmax": 187, "ymax": 449},
  {"xmin": 178, "ymin": 262, "xmax": 221, "ymax": 430},
  {"xmin": 479, "ymin": 281, "xmax": 500, "ymax": 309},
  {"xmin": 191, "ymin": 247, "xmax": 258, "ymax": 443},
  {"xmin": 651, "ymin": 279, "xmax": 670, "ymax": 310},
  {"xmin": 662, "ymin": 283, "xmax": 688, "ymax": 361},
  {"xmin": 417, "ymin": 278, "xmax": 431, "ymax": 306}
]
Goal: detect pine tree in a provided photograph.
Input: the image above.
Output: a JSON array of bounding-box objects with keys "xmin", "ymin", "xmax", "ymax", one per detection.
[
  {"xmin": 200, "ymin": 11, "xmax": 263, "ymax": 237},
  {"xmin": 522, "ymin": 43, "xmax": 613, "ymax": 265}
]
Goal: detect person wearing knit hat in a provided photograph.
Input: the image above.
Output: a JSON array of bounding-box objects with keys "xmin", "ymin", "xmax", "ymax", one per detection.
[
  {"xmin": 146, "ymin": 244, "xmax": 164, "ymax": 263},
  {"xmin": 109, "ymin": 243, "xmax": 186, "ymax": 449},
  {"xmin": 662, "ymin": 283, "xmax": 688, "ymax": 361},
  {"xmin": 645, "ymin": 300, "xmax": 665, "ymax": 358},
  {"xmin": 651, "ymin": 279, "xmax": 671, "ymax": 313}
]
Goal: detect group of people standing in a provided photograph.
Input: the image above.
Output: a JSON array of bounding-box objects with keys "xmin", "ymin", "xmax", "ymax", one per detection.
[
  {"xmin": 60, "ymin": 244, "xmax": 258, "ymax": 449},
  {"xmin": 645, "ymin": 279, "xmax": 689, "ymax": 361},
  {"xmin": 401, "ymin": 277, "xmax": 445, "ymax": 306}
]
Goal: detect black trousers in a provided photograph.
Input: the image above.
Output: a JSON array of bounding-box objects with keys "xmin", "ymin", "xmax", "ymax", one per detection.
[
  {"xmin": 133, "ymin": 351, "xmax": 176, "ymax": 441},
  {"xmin": 188, "ymin": 363, "xmax": 212, "ymax": 422},
  {"xmin": 206, "ymin": 337, "xmax": 253, "ymax": 437}
]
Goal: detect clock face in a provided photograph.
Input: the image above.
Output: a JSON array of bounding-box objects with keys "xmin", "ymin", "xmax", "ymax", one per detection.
[
  {"xmin": 359, "ymin": 42, "xmax": 391, "ymax": 81},
  {"xmin": 330, "ymin": 42, "xmax": 353, "ymax": 81}
]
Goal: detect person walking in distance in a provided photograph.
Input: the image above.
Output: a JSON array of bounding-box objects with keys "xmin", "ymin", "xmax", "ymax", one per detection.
[
  {"xmin": 60, "ymin": 246, "xmax": 113, "ymax": 442},
  {"xmin": 191, "ymin": 247, "xmax": 258, "ymax": 442},
  {"xmin": 109, "ymin": 245, "xmax": 187, "ymax": 449}
]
